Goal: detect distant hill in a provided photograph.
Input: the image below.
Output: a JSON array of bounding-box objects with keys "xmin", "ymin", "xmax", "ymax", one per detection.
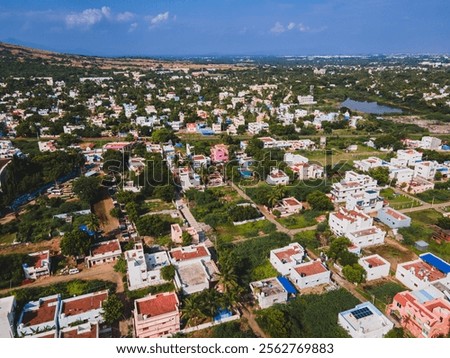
[{"xmin": 0, "ymin": 41, "xmax": 240, "ymax": 71}]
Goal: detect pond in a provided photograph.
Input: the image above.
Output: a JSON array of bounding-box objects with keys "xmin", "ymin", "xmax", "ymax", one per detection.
[{"xmin": 341, "ymin": 98, "xmax": 402, "ymax": 114}]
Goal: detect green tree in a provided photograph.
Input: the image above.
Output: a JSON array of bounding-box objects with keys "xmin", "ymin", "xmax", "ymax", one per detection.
[
  {"xmin": 368, "ymin": 167, "xmax": 390, "ymax": 186},
  {"xmin": 267, "ymin": 185, "xmax": 286, "ymax": 208},
  {"xmin": 136, "ymin": 215, "xmax": 171, "ymax": 237},
  {"xmin": 102, "ymin": 294, "xmax": 124, "ymax": 325},
  {"xmin": 181, "ymin": 231, "xmax": 193, "ymax": 246},
  {"xmin": 113, "ymin": 257, "xmax": 127, "ymax": 274},
  {"xmin": 306, "ymin": 191, "xmax": 334, "ymax": 211},
  {"xmin": 385, "ymin": 327, "xmax": 405, "ymax": 338},
  {"xmin": 72, "ymin": 176, "xmax": 101, "ymax": 204},
  {"xmin": 328, "ymin": 237, "xmax": 352, "ymax": 261},
  {"xmin": 342, "ymin": 264, "xmax": 366, "ymax": 284},
  {"xmin": 60, "ymin": 230, "xmax": 92, "ymax": 259},
  {"xmin": 161, "ymin": 265, "xmax": 176, "ymax": 281}
]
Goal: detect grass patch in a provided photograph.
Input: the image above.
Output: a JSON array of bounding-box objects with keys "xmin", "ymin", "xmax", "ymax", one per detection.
[
  {"xmin": 294, "ymin": 230, "xmax": 321, "ymax": 250},
  {"xmin": 417, "ymin": 189, "xmax": 450, "ymax": 204},
  {"xmin": 143, "ymin": 200, "xmax": 175, "ymax": 213},
  {"xmin": 251, "ymin": 259, "xmax": 279, "ymax": 282},
  {"xmin": 363, "ymin": 282, "xmax": 406, "ymax": 309},
  {"xmin": 277, "ymin": 211, "xmax": 322, "ymax": 229},
  {"xmin": 381, "ymin": 188, "xmax": 422, "ymax": 209},
  {"xmin": 408, "ymin": 209, "xmax": 442, "ymax": 225},
  {"xmin": 216, "ymin": 220, "xmax": 276, "ymax": 242},
  {"xmin": 0, "ymin": 232, "xmax": 17, "ymax": 245}
]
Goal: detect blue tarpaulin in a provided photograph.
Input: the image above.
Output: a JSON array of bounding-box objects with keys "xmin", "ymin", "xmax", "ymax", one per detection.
[
  {"xmin": 277, "ymin": 276, "xmax": 297, "ymax": 294},
  {"xmin": 420, "ymin": 253, "xmax": 450, "ymax": 274},
  {"xmin": 214, "ymin": 308, "xmax": 233, "ymax": 321}
]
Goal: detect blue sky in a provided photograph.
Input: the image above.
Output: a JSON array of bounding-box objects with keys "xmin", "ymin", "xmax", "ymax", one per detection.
[{"xmin": 0, "ymin": 0, "xmax": 449, "ymax": 56}]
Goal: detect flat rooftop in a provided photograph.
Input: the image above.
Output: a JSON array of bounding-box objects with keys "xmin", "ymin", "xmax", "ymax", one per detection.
[
  {"xmin": 250, "ymin": 277, "xmax": 286, "ymax": 296},
  {"xmin": 402, "ymin": 260, "xmax": 445, "ymax": 282},
  {"xmin": 170, "ymin": 245, "xmax": 209, "ymax": 262},
  {"xmin": 21, "ymin": 296, "xmax": 59, "ymax": 327},
  {"xmin": 61, "ymin": 291, "xmax": 107, "ymax": 317},
  {"xmin": 136, "ymin": 292, "xmax": 178, "ymax": 318},
  {"xmin": 294, "ymin": 261, "xmax": 327, "ymax": 277}
]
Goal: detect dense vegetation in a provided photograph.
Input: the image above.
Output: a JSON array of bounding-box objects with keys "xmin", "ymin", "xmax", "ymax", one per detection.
[
  {"xmin": 256, "ymin": 289, "xmax": 360, "ymax": 338},
  {"xmin": 0, "ymin": 254, "xmax": 34, "ymax": 289}
]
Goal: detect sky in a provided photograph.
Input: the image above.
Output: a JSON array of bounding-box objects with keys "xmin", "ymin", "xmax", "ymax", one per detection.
[{"xmin": 0, "ymin": 0, "xmax": 449, "ymax": 57}]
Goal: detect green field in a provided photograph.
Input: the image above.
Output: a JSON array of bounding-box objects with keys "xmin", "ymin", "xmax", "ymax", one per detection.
[
  {"xmin": 143, "ymin": 199, "xmax": 175, "ymax": 213},
  {"xmin": 363, "ymin": 282, "xmax": 407, "ymax": 309},
  {"xmin": 216, "ymin": 220, "xmax": 276, "ymax": 243},
  {"xmin": 277, "ymin": 211, "xmax": 322, "ymax": 229},
  {"xmin": 381, "ymin": 188, "xmax": 422, "ymax": 210},
  {"xmin": 0, "ymin": 232, "xmax": 16, "ymax": 245},
  {"xmin": 416, "ymin": 189, "xmax": 450, "ymax": 204}
]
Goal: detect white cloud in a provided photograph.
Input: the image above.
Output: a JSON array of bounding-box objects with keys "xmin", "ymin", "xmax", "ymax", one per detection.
[
  {"xmin": 101, "ymin": 6, "xmax": 112, "ymax": 19},
  {"xmin": 297, "ymin": 23, "xmax": 310, "ymax": 32},
  {"xmin": 148, "ymin": 12, "xmax": 170, "ymax": 27},
  {"xmin": 287, "ymin": 22, "xmax": 296, "ymax": 30},
  {"xmin": 270, "ymin": 22, "xmax": 285, "ymax": 34},
  {"xmin": 65, "ymin": 8, "xmax": 107, "ymax": 28},
  {"xmin": 128, "ymin": 22, "xmax": 138, "ymax": 33},
  {"xmin": 117, "ymin": 11, "xmax": 134, "ymax": 23}
]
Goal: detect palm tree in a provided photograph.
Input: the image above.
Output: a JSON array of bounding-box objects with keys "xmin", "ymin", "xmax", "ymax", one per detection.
[
  {"xmin": 218, "ymin": 261, "xmax": 238, "ymax": 294},
  {"xmin": 86, "ymin": 214, "xmax": 100, "ymax": 236},
  {"xmin": 181, "ymin": 296, "xmax": 205, "ymax": 327},
  {"xmin": 267, "ymin": 184, "xmax": 286, "ymax": 208}
]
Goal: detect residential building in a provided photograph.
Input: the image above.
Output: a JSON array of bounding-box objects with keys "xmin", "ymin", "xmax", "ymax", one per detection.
[
  {"xmin": 329, "ymin": 208, "xmax": 373, "ymax": 237},
  {"xmin": 191, "ymin": 154, "xmax": 209, "ymax": 169},
  {"xmin": 396, "ymin": 149, "xmax": 423, "ymax": 166},
  {"xmin": 284, "ymin": 153, "xmax": 308, "ymax": 166},
  {"xmin": 210, "ymin": 144, "xmax": 229, "ymax": 163},
  {"xmin": 38, "ymin": 140, "xmax": 57, "ymax": 152},
  {"xmin": 346, "ymin": 226, "xmax": 386, "ymax": 248},
  {"xmin": 345, "ymin": 189, "xmax": 384, "ymax": 214},
  {"xmin": 272, "ymin": 197, "xmax": 303, "ymax": 218},
  {"xmin": 387, "ymin": 289, "xmax": 450, "ymax": 338},
  {"xmin": 395, "ymin": 253, "xmax": 450, "ymax": 290},
  {"xmin": 266, "ymin": 168, "xmax": 289, "ymax": 185},
  {"xmin": 248, "ymin": 122, "xmax": 269, "ymax": 135},
  {"xmin": 169, "ymin": 244, "xmax": 219, "ymax": 295},
  {"xmin": 0, "ymin": 296, "xmax": 16, "ymax": 338},
  {"xmin": 17, "ymin": 294, "xmax": 60, "ymax": 337},
  {"xmin": 270, "ymin": 243, "xmax": 305, "ymax": 276},
  {"xmin": 134, "ymin": 292, "xmax": 180, "ymax": 338},
  {"xmin": 85, "ymin": 239, "xmax": 122, "ymax": 268},
  {"xmin": 377, "ymin": 207, "xmax": 411, "ymax": 229},
  {"xmin": 259, "ymin": 136, "xmax": 278, "ymax": 149},
  {"xmin": 125, "ymin": 243, "xmax": 171, "ymax": 290},
  {"xmin": 22, "ymin": 250, "xmax": 51, "ymax": 280},
  {"xmin": 289, "ymin": 260, "xmax": 331, "ymax": 290},
  {"xmin": 128, "ymin": 157, "xmax": 146, "ymax": 174},
  {"xmin": 103, "ymin": 142, "xmax": 132, "ymax": 152},
  {"xmin": 58, "ymin": 291, "xmax": 108, "ymax": 331},
  {"xmin": 353, "ymin": 157, "xmax": 385, "ymax": 172},
  {"xmin": 171, "ymin": 224, "xmax": 183, "ymax": 244},
  {"xmin": 420, "ymin": 136, "xmax": 442, "ymax": 150},
  {"xmin": 331, "ymin": 171, "xmax": 378, "ymax": 203},
  {"xmin": 59, "ymin": 322, "xmax": 99, "ymax": 338},
  {"xmin": 298, "ymin": 95, "xmax": 316, "ymax": 105},
  {"xmin": 389, "ymin": 167, "xmax": 414, "ymax": 184},
  {"xmin": 250, "ymin": 277, "xmax": 288, "ymax": 309},
  {"xmin": 358, "ymin": 255, "xmax": 391, "ymax": 281},
  {"xmin": 414, "ymin": 161, "xmax": 437, "ymax": 181},
  {"xmin": 338, "ymin": 302, "xmax": 393, "ymax": 338},
  {"xmin": 405, "ymin": 177, "xmax": 434, "ymax": 194},
  {"xmin": 289, "ymin": 162, "xmax": 324, "ymax": 180}
]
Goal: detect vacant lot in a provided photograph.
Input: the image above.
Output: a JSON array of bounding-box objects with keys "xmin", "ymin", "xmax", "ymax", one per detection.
[
  {"xmin": 92, "ymin": 189, "xmax": 119, "ymax": 235},
  {"xmin": 363, "ymin": 242, "xmax": 416, "ymax": 271}
]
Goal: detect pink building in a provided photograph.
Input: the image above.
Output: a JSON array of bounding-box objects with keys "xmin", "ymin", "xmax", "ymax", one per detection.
[
  {"xmin": 134, "ymin": 292, "xmax": 180, "ymax": 338},
  {"xmin": 210, "ymin": 144, "xmax": 229, "ymax": 163},
  {"xmin": 388, "ymin": 291, "xmax": 450, "ymax": 338}
]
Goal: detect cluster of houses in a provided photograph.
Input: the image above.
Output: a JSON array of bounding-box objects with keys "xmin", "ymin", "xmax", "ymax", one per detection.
[{"xmin": 0, "ymin": 290, "xmax": 110, "ymax": 338}]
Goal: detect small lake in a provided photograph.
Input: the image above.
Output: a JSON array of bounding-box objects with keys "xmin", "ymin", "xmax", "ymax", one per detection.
[{"xmin": 341, "ymin": 98, "xmax": 402, "ymax": 114}]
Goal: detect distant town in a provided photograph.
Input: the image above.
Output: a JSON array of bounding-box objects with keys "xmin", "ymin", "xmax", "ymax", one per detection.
[{"xmin": 0, "ymin": 42, "xmax": 450, "ymax": 338}]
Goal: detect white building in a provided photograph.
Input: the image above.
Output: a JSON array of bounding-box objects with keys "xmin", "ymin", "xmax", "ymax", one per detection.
[
  {"xmin": 298, "ymin": 95, "xmax": 316, "ymax": 105},
  {"xmin": 338, "ymin": 302, "xmax": 393, "ymax": 338},
  {"xmin": 284, "ymin": 153, "xmax": 308, "ymax": 166},
  {"xmin": 270, "ymin": 243, "xmax": 305, "ymax": 276},
  {"xmin": 414, "ymin": 161, "xmax": 437, "ymax": 181},
  {"xmin": 353, "ymin": 157, "xmax": 385, "ymax": 172},
  {"xmin": 22, "ymin": 250, "xmax": 51, "ymax": 280},
  {"xmin": 420, "ymin": 136, "xmax": 442, "ymax": 150},
  {"xmin": 85, "ymin": 239, "xmax": 122, "ymax": 268},
  {"xmin": 331, "ymin": 171, "xmax": 378, "ymax": 203},
  {"xmin": 358, "ymin": 255, "xmax": 391, "ymax": 281},
  {"xmin": 266, "ymin": 168, "xmax": 290, "ymax": 185},
  {"xmin": 345, "ymin": 189, "xmax": 384, "ymax": 214},
  {"xmin": 329, "ymin": 208, "xmax": 373, "ymax": 237},
  {"xmin": 58, "ymin": 291, "xmax": 108, "ymax": 331},
  {"xmin": 389, "ymin": 167, "xmax": 414, "ymax": 184},
  {"xmin": 248, "ymin": 122, "xmax": 269, "ymax": 135},
  {"xmin": 272, "ymin": 197, "xmax": 303, "ymax": 218},
  {"xmin": 289, "ymin": 260, "xmax": 330, "ymax": 290},
  {"xmin": 249, "ymin": 277, "xmax": 288, "ymax": 309},
  {"xmin": 125, "ymin": 243, "xmax": 171, "ymax": 291},
  {"xmin": 17, "ymin": 294, "xmax": 60, "ymax": 337},
  {"xmin": 346, "ymin": 227, "xmax": 386, "ymax": 248},
  {"xmin": 0, "ymin": 296, "xmax": 16, "ymax": 338},
  {"xmin": 395, "ymin": 254, "xmax": 450, "ymax": 290},
  {"xmin": 396, "ymin": 149, "xmax": 423, "ymax": 167}
]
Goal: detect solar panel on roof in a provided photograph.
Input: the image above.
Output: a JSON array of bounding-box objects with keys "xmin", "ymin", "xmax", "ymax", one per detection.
[{"xmin": 351, "ymin": 306, "xmax": 373, "ymax": 319}]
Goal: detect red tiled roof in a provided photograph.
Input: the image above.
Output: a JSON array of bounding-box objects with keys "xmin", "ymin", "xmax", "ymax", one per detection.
[
  {"xmin": 136, "ymin": 293, "xmax": 178, "ymax": 317},
  {"xmin": 364, "ymin": 256, "xmax": 387, "ymax": 268},
  {"xmin": 294, "ymin": 261, "xmax": 327, "ymax": 277},
  {"xmin": 283, "ymin": 197, "xmax": 302, "ymax": 207},
  {"xmin": 170, "ymin": 245, "xmax": 209, "ymax": 261},
  {"xmin": 385, "ymin": 208, "xmax": 407, "ymax": 221},
  {"xmin": 91, "ymin": 240, "xmax": 121, "ymax": 256},
  {"xmin": 22, "ymin": 297, "xmax": 58, "ymax": 327},
  {"xmin": 274, "ymin": 246, "xmax": 302, "ymax": 263},
  {"xmin": 62, "ymin": 292, "xmax": 108, "ymax": 316},
  {"xmin": 31, "ymin": 251, "xmax": 49, "ymax": 269},
  {"xmin": 60, "ymin": 325, "xmax": 98, "ymax": 338},
  {"xmin": 402, "ymin": 261, "xmax": 445, "ymax": 282}
]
